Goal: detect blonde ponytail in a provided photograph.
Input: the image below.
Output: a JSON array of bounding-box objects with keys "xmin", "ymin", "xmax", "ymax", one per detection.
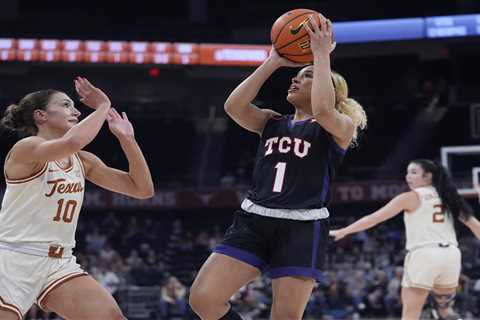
[{"xmin": 332, "ymin": 71, "xmax": 367, "ymax": 144}]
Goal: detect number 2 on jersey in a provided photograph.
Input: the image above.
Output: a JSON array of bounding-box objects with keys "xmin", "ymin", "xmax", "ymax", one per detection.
[
  {"xmin": 273, "ymin": 162, "xmax": 287, "ymax": 193},
  {"xmin": 433, "ymin": 204, "xmax": 445, "ymax": 223},
  {"xmin": 53, "ymin": 199, "xmax": 77, "ymax": 223}
]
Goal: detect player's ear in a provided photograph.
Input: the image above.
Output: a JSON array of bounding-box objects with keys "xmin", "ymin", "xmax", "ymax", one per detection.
[
  {"xmin": 424, "ymin": 171, "xmax": 433, "ymax": 182},
  {"xmin": 33, "ymin": 109, "xmax": 47, "ymax": 125}
]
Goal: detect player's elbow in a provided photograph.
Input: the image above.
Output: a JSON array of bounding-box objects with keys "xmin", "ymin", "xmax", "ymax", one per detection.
[
  {"xmin": 224, "ymin": 101, "xmax": 236, "ymax": 116},
  {"xmin": 64, "ymin": 136, "xmax": 83, "ymax": 153},
  {"xmin": 224, "ymin": 99, "xmax": 246, "ymax": 116},
  {"xmin": 134, "ymin": 186, "xmax": 155, "ymax": 199}
]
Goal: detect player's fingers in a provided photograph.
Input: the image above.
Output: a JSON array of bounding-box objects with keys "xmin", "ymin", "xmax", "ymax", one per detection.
[
  {"xmin": 113, "ymin": 108, "xmax": 122, "ymax": 119},
  {"xmin": 80, "ymin": 77, "xmax": 96, "ymax": 90},
  {"xmin": 76, "ymin": 84, "xmax": 89, "ymax": 97},
  {"xmin": 326, "ymin": 19, "xmax": 333, "ymax": 35},
  {"xmin": 330, "ymin": 42, "xmax": 337, "ymax": 52},
  {"xmin": 75, "ymin": 77, "xmax": 91, "ymax": 96},
  {"xmin": 122, "ymin": 112, "xmax": 129, "ymax": 121},
  {"xmin": 318, "ymin": 14, "xmax": 328, "ymax": 36},
  {"xmin": 110, "ymin": 108, "xmax": 121, "ymax": 119},
  {"xmin": 304, "ymin": 19, "xmax": 314, "ymax": 36},
  {"xmin": 308, "ymin": 15, "xmax": 320, "ymax": 33}
]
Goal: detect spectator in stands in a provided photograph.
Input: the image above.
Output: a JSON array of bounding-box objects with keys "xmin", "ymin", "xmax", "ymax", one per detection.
[
  {"xmin": 85, "ymin": 227, "xmax": 107, "ymax": 253},
  {"xmin": 93, "ymin": 263, "xmax": 121, "ymax": 297},
  {"xmin": 385, "ymin": 266, "xmax": 403, "ymax": 317},
  {"xmin": 158, "ymin": 276, "xmax": 188, "ymax": 320}
]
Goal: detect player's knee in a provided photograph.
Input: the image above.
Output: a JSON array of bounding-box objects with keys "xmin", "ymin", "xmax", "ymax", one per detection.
[
  {"xmin": 271, "ymin": 306, "xmax": 303, "ymax": 320},
  {"xmin": 189, "ymin": 285, "xmax": 209, "ymax": 312},
  {"xmin": 432, "ymin": 291, "xmax": 456, "ymax": 309},
  {"xmin": 96, "ymin": 305, "xmax": 125, "ymax": 320},
  {"xmin": 189, "ymin": 283, "xmax": 225, "ymax": 314}
]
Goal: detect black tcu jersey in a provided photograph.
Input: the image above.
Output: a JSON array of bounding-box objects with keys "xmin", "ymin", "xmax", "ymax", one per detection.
[{"xmin": 247, "ymin": 114, "xmax": 346, "ymax": 209}]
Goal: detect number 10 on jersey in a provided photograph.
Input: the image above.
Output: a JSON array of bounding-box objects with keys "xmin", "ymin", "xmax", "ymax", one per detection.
[
  {"xmin": 53, "ymin": 199, "xmax": 77, "ymax": 223},
  {"xmin": 273, "ymin": 162, "xmax": 287, "ymax": 193}
]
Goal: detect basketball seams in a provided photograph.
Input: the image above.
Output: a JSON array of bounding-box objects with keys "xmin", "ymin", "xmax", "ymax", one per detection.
[
  {"xmin": 271, "ymin": 11, "xmax": 315, "ymax": 46},
  {"xmin": 276, "ymin": 33, "xmax": 309, "ymax": 52}
]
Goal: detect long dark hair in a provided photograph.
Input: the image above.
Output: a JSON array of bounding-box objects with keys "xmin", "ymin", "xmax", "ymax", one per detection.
[{"xmin": 411, "ymin": 159, "xmax": 473, "ymax": 224}]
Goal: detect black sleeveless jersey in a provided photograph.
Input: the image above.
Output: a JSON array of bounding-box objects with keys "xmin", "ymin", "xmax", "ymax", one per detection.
[{"xmin": 246, "ymin": 115, "xmax": 346, "ymax": 209}]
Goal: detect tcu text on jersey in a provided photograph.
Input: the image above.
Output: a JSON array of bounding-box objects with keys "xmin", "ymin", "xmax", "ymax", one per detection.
[{"xmin": 264, "ymin": 136, "xmax": 312, "ymax": 158}]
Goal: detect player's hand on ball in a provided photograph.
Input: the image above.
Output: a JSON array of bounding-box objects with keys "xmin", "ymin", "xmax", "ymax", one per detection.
[
  {"xmin": 329, "ymin": 229, "xmax": 347, "ymax": 241},
  {"xmin": 268, "ymin": 46, "xmax": 309, "ymax": 68},
  {"xmin": 304, "ymin": 13, "xmax": 336, "ymax": 56}
]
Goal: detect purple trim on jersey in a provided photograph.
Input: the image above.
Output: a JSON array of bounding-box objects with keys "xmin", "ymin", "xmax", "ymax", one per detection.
[
  {"xmin": 288, "ymin": 115, "xmax": 313, "ymax": 129},
  {"xmin": 331, "ymin": 140, "xmax": 347, "ymax": 156},
  {"xmin": 320, "ymin": 159, "xmax": 330, "ymax": 203},
  {"xmin": 311, "ymin": 221, "xmax": 321, "ymax": 269},
  {"xmin": 269, "ymin": 266, "xmax": 323, "ymax": 280},
  {"xmin": 213, "ymin": 244, "xmax": 267, "ymax": 271}
]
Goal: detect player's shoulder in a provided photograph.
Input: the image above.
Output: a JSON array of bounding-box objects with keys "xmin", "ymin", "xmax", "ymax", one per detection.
[
  {"xmin": 13, "ymin": 136, "xmax": 46, "ymax": 147},
  {"xmin": 412, "ymin": 185, "xmax": 437, "ymax": 197},
  {"xmin": 263, "ymin": 113, "xmax": 288, "ymax": 129},
  {"xmin": 7, "ymin": 136, "xmax": 46, "ymax": 159},
  {"xmin": 398, "ymin": 190, "xmax": 422, "ymax": 213}
]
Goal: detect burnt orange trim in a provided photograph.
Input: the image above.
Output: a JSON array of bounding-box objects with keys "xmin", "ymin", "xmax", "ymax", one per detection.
[
  {"xmin": 5, "ymin": 162, "xmax": 48, "ymax": 184},
  {"xmin": 0, "ymin": 296, "xmax": 23, "ymax": 320},
  {"xmin": 54, "ymin": 156, "xmax": 73, "ymax": 172},
  {"xmin": 37, "ymin": 272, "xmax": 88, "ymax": 310},
  {"xmin": 74, "ymin": 153, "xmax": 86, "ymax": 178}
]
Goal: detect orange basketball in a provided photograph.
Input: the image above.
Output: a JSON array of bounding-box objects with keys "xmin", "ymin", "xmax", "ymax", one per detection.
[{"xmin": 271, "ymin": 8, "xmax": 321, "ymax": 63}]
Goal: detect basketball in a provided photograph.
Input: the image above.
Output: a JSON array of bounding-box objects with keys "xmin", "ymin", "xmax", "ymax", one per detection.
[{"xmin": 271, "ymin": 8, "xmax": 321, "ymax": 63}]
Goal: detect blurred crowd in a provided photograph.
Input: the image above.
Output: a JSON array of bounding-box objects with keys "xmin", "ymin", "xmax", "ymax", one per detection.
[{"xmin": 24, "ymin": 211, "xmax": 480, "ymax": 320}]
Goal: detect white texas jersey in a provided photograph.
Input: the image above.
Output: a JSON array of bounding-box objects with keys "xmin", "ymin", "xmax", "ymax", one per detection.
[
  {"xmin": 0, "ymin": 153, "xmax": 85, "ymax": 248},
  {"xmin": 404, "ymin": 186, "xmax": 457, "ymax": 250}
]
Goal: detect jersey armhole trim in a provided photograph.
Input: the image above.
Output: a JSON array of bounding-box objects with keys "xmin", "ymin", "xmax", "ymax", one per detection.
[
  {"xmin": 5, "ymin": 162, "xmax": 48, "ymax": 184},
  {"xmin": 331, "ymin": 140, "xmax": 347, "ymax": 155},
  {"xmin": 74, "ymin": 153, "xmax": 86, "ymax": 178}
]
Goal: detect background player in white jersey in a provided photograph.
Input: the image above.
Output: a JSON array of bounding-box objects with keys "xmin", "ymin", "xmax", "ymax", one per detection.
[
  {"xmin": 330, "ymin": 159, "xmax": 480, "ymax": 320},
  {"xmin": 0, "ymin": 77, "xmax": 154, "ymax": 320}
]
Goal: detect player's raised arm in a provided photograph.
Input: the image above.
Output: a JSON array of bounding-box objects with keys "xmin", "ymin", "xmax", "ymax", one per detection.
[
  {"xmin": 304, "ymin": 14, "xmax": 355, "ymax": 149},
  {"xmin": 79, "ymin": 108, "xmax": 154, "ymax": 199},
  {"xmin": 224, "ymin": 48, "xmax": 302, "ymax": 134},
  {"xmin": 461, "ymin": 215, "xmax": 480, "ymax": 239},
  {"xmin": 330, "ymin": 191, "xmax": 419, "ymax": 241},
  {"xmin": 6, "ymin": 77, "xmax": 111, "ymax": 164}
]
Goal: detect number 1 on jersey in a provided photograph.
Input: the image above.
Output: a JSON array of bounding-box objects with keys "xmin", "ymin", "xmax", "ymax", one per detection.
[{"xmin": 273, "ymin": 162, "xmax": 287, "ymax": 193}]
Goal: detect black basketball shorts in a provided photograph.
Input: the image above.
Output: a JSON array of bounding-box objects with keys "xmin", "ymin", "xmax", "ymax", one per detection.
[{"xmin": 213, "ymin": 209, "xmax": 329, "ymax": 280}]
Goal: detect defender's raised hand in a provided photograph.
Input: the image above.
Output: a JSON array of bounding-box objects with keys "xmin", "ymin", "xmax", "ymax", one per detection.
[
  {"xmin": 106, "ymin": 108, "xmax": 134, "ymax": 140},
  {"xmin": 74, "ymin": 77, "xmax": 111, "ymax": 110}
]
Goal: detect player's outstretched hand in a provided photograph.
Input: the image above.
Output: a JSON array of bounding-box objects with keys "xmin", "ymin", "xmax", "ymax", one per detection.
[
  {"xmin": 329, "ymin": 229, "xmax": 348, "ymax": 241},
  {"xmin": 106, "ymin": 108, "xmax": 134, "ymax": 140},
  {"xmin": 74, "ymin": 77, "xmax": 111, "ymax": 110}
]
